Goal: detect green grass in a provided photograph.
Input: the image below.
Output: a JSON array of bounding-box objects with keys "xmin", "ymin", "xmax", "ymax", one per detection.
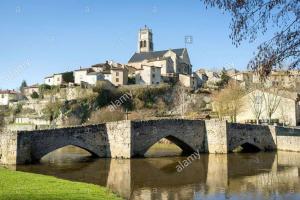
[{"xmin": 0, "ymin": 167, "xmax": 122, "ymax": 200}]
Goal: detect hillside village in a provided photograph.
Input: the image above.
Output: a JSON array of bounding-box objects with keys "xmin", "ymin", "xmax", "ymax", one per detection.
[{"xmin": 1, "ymin": 26, "xmax": 300, "ymax": 130}]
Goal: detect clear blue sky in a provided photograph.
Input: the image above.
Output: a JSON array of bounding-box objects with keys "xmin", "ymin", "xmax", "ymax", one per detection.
[{"xmin": 0, "ymin": 0, "xmax": 271, "ymax": 89}]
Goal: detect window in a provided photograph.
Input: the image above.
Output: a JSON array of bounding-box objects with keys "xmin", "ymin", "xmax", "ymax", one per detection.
[
  {"xmin": 143, "ymin": 40, "xmax": 146, "ymax": 47},
  {"xmin": 140, "ymin": 41, "xmax": 143, "ymax": 48},
  {"xmin": 57, "ymin": 78, "xmax": 60, "ymax": 81},
  {"xmin": 152, "ymin": 74, "xmax": 155, "ymax": 78},
  {"xmin": 116, "ymin": 72, "xmax": 119, "ymax": 76},
  {"xmin": 116, "ymin": 78, "xmax": 119, "ymax": 82},
  {"xmin": 1, "ymin": 94, "xmax": 4, "ymax": 98}
]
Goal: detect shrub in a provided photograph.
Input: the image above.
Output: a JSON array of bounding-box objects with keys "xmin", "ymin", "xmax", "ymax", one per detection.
[
  {"xmin": 63, "ymin": 115, "xmax": 82, "ymax": 126},
  {"xmin": 30, "ymin": 91, "xmax": 39, "ymax": 99},
  {"xmin": 13, "ymin": 103, "xmax": 23, "ymax": 115},
  {"xmin": 42, "ymin": 100, "xmax": 63, "ymax": 121},
  {"xmin": 88, "ymin": 107, "xmax": 124, "ymax": 124}
]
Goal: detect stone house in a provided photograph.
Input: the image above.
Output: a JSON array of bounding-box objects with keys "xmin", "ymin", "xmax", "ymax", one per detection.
[
  {"xmin": 135, "ymin": 65, "xmax": 161, "ymax": 85},
  {"xmin": 252, "ymin": 70, "xmax": 300, "ymax": 90},
  {"xmin": 110, "ymin": 67, "xmax": 128, "ymax": 86},
  {"xmin": 194, "ymin": 69, "xmax": 209, "ymax": 87},
  {"xmin": 128, "ymin": 26, "xmax": 192, "ymax": 77},
  {"xmin": 236, "ymin": 89, "xmax": 300, "ymax": 126},
  {"xmin": 226, "ymin": 68, "xmax": 239, "ymax": 76},
  {"xmin": 74, "ymin": 68, "xmax": 104, "ymax": 86},
  {"xmin": 74, "ymin": 62, "xmax": 128, "ymax": 86},
  {"xmin": 23, "ymin": 84, "xmax": 39, "ymax": 96},
  {"xmin": 91, "ymin": 61, "xmax": 129, "ymax": 86},
  {"xmin": 179, "ymin": 74, "xmax": 197, "ymax": 89},
  {"xmin": 204, "ymin": 70, "xmax": 221, "ymax": 87},
  {"xmin": 0, "ymin": 90, "xmax": 22, "ymax": 106},
  {"xmin": 230, "ymin": 72, "xmax": 253, "ymax": 88},
  {"xmin": 44, "ymin": 71, "xmax": 74, "ymax": 86}
]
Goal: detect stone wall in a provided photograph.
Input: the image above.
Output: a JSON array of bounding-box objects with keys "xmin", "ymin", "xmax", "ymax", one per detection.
[
  {"xmin": 0, "ymin": 130, "xmax": 18, "ymax": 165},
  {"xmin": 204, "ymin": 120, "xmax": 228, "ymax": 153},
  {"xmin": 16, "ymin": 124, "xmax": 110, "ymax": 164},
  {"xmin": 227, "ymin": 123, "xmax": 277, "ymax": 152},
  {"xmin": 131, "ymin": 119, "xmax": 206, "ymax": 156},
  {"xmin": 106, "ymin": 120, "xmax": 132, "ymax": 158},
  {"xmin": 2, "ymin": 119, "xmax": 300, "ymax": 165},
  {"xmin": 276, "ymin": 126, "xmax": 300, "ymax": 152}
]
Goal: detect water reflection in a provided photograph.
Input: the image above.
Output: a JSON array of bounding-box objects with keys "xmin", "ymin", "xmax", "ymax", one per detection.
[{"xmin": 14, "ymin": 148, "xmax": 300, "ymax": 200}]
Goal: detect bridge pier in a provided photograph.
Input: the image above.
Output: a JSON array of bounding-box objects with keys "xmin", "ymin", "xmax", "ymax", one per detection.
[
  {"xmin": 1, "ymin": 119, "xmax": 300, "ymax": 165},
  {"xmin": 205, "ymin": 120, "xmax": 228, "ymax": 153}
]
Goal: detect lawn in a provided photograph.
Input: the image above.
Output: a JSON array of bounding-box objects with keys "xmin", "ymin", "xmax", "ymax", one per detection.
[{"xmin": 0, "ymin": 167, "xmax": 122, "ymax": 200}]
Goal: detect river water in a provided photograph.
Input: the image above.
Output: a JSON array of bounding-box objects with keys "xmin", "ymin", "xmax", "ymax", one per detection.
[{"xmin": 13, "ymin": 145, "xmax": 300, "ymax": 200}]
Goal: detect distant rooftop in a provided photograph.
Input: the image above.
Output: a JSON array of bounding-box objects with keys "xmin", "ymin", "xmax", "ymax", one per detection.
[{"xmin": 128, "ymin": 48, "xmax": 186, "ymax": 63}]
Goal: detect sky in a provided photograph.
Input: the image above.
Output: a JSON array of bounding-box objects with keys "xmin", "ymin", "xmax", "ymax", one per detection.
[{"xmin": 0, "ymin": 0, "xmax": 273, "ymax": 89}]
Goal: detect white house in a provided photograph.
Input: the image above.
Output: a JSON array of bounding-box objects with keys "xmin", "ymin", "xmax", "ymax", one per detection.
[
  {"xmin": 44, "ymin": 76, "xmax": 54, "ymax": 86},
  {"xmin": 0, "ymin": 90, "xmax": 22, "ymax": 106},
  {"xmin": 135, "ymin": 65, "xmax": 161, "ymax": 85},
  {"xmin": 74, "ymin": 68, "xmax": 104, "ymax": 86},
  {"xmin": 237, "ymin": 89, "xmax": 300, "ymax": 126},
  {"xmin": 44, "ymin": 72, "xmax": 74, "ymax": 86}
]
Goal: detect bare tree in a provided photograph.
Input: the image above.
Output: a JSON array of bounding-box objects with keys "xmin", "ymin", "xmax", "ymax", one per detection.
[
  {"xmin": 202, "ymin": 0, "xmax": 300, "ymax": 77},
  {"xmin": 248, "ymin": 89, "xmax": 264, "ymax": 124},
  {"xmin": 262, "ymin": 87, "xmax": 281, "ymax": 123},
  {"xmin": 279, "ymin": 104, "xmax": 289, "ymax": 126},
  {"xmin": 212, "ymin": 81, "xmax": 245, "ymax": 122},
  {"xmin": 212, "ymin": 91, "xmax": 228, "ymax": 120}
]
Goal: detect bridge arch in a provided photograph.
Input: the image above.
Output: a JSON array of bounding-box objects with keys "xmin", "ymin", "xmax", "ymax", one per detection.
[
  {"xmin": 131, "ymin": 119, "xmax": 206, "ymax": 157},
  {"xmin": 137, "ymin": 135, "xmax": 196, "ymax": 157},
  {"xmin": 31, "ymin": 141, "xmax": 101, "ymax": 162},
  {"xmin": 229, "ymin": 140, "xmax": 263, "ymax": 153}
]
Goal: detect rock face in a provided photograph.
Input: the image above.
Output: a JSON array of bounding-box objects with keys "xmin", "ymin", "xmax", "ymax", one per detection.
[{"xmin": 1, "ymin": 119, "xmax": 298, "ymax": 165}]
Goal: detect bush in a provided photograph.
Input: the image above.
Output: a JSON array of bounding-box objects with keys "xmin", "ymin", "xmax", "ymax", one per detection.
[
  {"xmin": 42, "ymin": 100, "xmax": 63, "ymax": 121},
  {"xmin": 63, "ymin": 115, "xmax": 82, "ymax": 126},
  {"xmin": 13, "ymin": 103, "xmax": 23, "ymax": 115},
  {"xmin": 118, "ymin": 84, "xmax": 171, "ymax": 109},
  {"xmin": 88, "ymin": 107, "xmax": 124, "ymax": 124},
  {"xmin": 30, "ymin": 91, "xmax": 39, "ymax": 99}
]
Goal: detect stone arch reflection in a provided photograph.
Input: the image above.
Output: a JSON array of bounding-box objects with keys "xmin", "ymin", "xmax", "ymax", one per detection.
[{"xmin": 15, "ymin": 152, "xmax": 300, "ymax": 200}]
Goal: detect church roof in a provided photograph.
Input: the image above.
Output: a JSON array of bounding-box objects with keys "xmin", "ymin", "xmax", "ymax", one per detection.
[{"xmin": 128, "ymin": 48, "xmax": 185, "ymax": 63}]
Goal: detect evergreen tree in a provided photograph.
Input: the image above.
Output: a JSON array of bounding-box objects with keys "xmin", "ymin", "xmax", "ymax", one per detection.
[{"xmin": 20, "ymin": 80, "xmax": 28, "ymax": 94}]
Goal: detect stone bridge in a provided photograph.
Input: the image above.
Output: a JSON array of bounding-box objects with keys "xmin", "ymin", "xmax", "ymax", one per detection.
[{"xmin": 0, "ymin": 119, "xmax": 299, "ymax": 164}]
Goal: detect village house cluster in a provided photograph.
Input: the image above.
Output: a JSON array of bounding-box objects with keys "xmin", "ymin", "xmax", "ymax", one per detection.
[
  {"xmin": 1, "ymin": 26, "xmax": 300, "ymax": 128},
  {"xmin": 41, "ymin": 26, "xmax": 197, "ymax": 89}
]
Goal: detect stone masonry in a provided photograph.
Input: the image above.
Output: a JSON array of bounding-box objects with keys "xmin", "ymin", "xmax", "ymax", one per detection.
[{"xmin": 1, "ymin": 119, "xmax": 300, "ymax": 165}]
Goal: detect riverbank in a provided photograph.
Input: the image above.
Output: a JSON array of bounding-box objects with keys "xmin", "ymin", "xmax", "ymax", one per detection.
[{"xmin": 0, "ymin": 167, "xmax": 122, "ymax": 200}]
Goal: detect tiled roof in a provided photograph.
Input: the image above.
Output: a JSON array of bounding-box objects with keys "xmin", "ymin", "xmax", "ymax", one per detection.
[
  {"xmin": 87, "ymin": 72, "xmax": 102, "ymax": 75},
  {"xmin": 0, "ymin": 90, "xmax": 18, "ymax": 94},
  {"xmin": 128, "ymin": 48, "xmax": 185, "ymax": 63},
  {"xmin": 74, "ymin": 67, "xmax": 93, "ymax": 72}
]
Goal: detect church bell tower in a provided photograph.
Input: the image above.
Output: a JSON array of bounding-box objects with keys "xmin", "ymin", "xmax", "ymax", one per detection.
[{"xmin": 138, "ymin": 25, "xmax": 153, "ymax": 53}]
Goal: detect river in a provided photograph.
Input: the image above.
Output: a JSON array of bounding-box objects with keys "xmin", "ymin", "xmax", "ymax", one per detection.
[{"xmin": 12, "ymin": 145, "xmax": 300, "ymax": 200}]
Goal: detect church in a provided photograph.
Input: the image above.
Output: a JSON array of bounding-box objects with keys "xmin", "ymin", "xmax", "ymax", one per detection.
[{"xmin": 128, "ymin": 26, "xmax": 193, "ymax": 78}]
